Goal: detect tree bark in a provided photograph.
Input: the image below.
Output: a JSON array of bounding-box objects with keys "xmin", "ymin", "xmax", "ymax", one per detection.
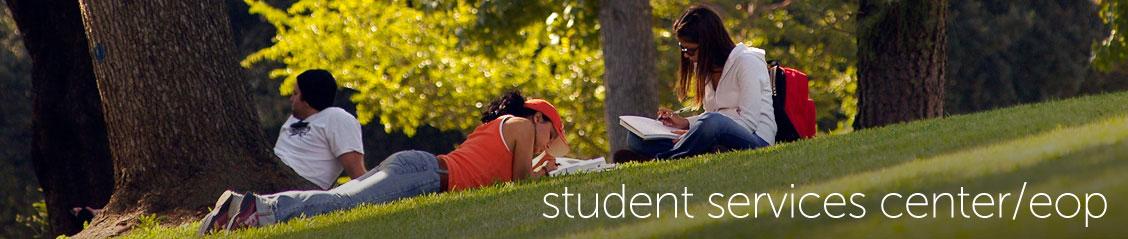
[
  {"xmin": 855, "ymin": 0, "xmax": 948, "ymax": 129},
  {"xmin": 5, "ymin": 0, "xmax": 114, "ymax": 237},
  {"xmin": 599, "ymin": 0, "xmax": 660, "ymax": 155},
  {"xmin": 73, "ymin": 0, "xmax": 313, "ymax": 237}
]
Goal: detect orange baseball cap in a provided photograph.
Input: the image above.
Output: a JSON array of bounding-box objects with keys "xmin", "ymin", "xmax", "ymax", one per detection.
[{"xmin": 524, "ymin": 99, "xmax": 570, "ymax": 156}]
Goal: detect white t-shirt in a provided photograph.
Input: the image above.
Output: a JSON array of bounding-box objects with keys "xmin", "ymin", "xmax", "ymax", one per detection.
[{"xmin": 274, "ymin": 107, "xmax": 364, "ymax": 189}]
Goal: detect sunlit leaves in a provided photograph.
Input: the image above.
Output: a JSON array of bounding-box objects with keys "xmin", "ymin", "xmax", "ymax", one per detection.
[{"xmin": 1094, "ymin": 0, "xmax": 1128, "ymax": 71}]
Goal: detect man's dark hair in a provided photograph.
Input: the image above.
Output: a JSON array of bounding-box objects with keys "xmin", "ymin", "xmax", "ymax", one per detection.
[{"xmin": 296, "ymin": 69, "xmax": 337, "ymax": 111}]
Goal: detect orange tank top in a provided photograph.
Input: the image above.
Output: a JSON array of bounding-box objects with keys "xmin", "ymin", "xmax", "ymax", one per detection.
[{"xmin": 439, "ymin": 116, "xmax": 515, "ymax": 190}]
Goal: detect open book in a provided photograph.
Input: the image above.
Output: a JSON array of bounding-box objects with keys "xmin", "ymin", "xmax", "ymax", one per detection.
[
  {"xmin": 549, "ymin": 157, "xmax": 616, "ymax": 176},
  {"xmin": 532, "ymin": 154, "xmax": 617, "ymax": 176},
  {"xmin": 619, "ymin": 116, "xmax": 681, "ymax": 140}
]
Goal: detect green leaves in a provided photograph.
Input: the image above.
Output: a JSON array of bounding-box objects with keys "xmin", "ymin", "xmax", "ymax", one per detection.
[{"xmin": 1094, "ymin": 0, "xmax": 1128, "ymax": 71}]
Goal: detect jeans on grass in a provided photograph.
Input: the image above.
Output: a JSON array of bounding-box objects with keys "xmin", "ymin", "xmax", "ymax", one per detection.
[
  {"xmin": 627, "ymin": 112, "xmax": 770, "ymax": 159},
  {"xmin": 258, "ymin": 150, "xmax": 442, "ymax": 223}
]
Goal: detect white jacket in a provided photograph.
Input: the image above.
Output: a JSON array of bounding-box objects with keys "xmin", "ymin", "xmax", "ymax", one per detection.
[{"xmin": 686, "ymin": 43, "xmax": 777, "ymax": 144}]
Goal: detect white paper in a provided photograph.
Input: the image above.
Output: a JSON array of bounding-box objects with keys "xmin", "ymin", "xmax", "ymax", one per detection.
[{"xmin": 549, "ymin": 157, "xmax": 616, "ymax": 176}]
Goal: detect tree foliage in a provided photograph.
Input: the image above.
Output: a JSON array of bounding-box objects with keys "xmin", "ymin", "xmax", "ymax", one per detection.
[
  {"xmin": 1094, "ymin": 0, "xmax": 1128, "ymax": 71},
  {"xmin": 947, "ymin": 0, "xmax": 1107, "ymax": 113}
]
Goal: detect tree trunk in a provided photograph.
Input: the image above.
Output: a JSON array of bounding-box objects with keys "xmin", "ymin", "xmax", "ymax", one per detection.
[
  {"xmin": 73, "ymin": 0, "xmax": 313, "ymax": 237},
  {"xmin": 5, "ymin": 0, "xmax": 115, "ymax": 237},
  {"xmin": 855, "ymin": 0, "xmax": 948, "ymax": 129},
  {"xmin": 599, "ymin": 0, "xmax": 660, "ymax": 155}
]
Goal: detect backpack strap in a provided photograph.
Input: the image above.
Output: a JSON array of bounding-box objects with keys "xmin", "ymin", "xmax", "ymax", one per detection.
[{"xmin": 767, "ymin": 60, "xmax": 781, "ymax": 96}]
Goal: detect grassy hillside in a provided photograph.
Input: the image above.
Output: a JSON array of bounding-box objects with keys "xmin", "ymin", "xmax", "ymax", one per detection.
[{"xmin": 128, "ymin": 91, "xmax": 1128, "ymax": 238}]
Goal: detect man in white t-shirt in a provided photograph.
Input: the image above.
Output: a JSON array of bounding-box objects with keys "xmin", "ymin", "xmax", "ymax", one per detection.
[{"xmin": 274, "ymin": 69, "xmax": 366, "ymax": 190}]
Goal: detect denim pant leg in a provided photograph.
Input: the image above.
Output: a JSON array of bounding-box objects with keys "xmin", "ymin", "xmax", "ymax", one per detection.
[
  {"xmin": 260, "ymin": 150, "xmax": 442, "ymax": 222},
  {"xmin": 626, "ymin": 132, "xmax": 675, "ymax": 157},
  {"xmin": 656, "ymin": 112, "xmax": 769, "ymax": 159}
]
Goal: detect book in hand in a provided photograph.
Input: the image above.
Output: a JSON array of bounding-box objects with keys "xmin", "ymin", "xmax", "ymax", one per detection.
[
  {"xmin": 549, "ymin": 157, "xmax": 616, "ymax": 176},
  {"xmin": 619, "ymin": 115, "xmax": 681, "ymax": 140}
]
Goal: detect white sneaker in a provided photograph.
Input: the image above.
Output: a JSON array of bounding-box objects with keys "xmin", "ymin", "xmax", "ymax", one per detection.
[
  {"xmin": 226, "ymin": 192, "xmax": 265, "ymax": 230},
  {"xmin": 197, "ymin": 190, "xmax": 244, "ymax": 235}
]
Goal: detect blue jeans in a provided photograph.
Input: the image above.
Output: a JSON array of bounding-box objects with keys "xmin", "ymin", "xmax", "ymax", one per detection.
[
  {"xmin": 628, "ymin": 112, "xmax": 770, "ymax": 159},
  {"xmin": 258, "ymin": 150, "xmax": 442, "ymax": 223}
]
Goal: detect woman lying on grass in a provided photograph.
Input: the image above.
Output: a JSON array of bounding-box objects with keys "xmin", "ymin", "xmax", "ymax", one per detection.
[
  {"xmin": 615, "ymin": 5, "xmax": 776, "ymax": 162},
  {"xmin": 198, "ymin": 91, "xmax": 569, "ymax": 234}
]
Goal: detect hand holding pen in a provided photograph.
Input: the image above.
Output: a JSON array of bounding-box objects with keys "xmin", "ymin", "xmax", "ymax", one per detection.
[{"xmin": 656, "ymin": 107, "xmax": 691, "ymax": 130}]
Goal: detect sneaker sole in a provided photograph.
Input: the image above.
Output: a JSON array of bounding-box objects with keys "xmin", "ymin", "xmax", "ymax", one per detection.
[
  {"xmin": 224, "ymin": 192, "xmax": 258, "ymax": 230},
  {"xmin": 197, "ymin": 190, "xmax": 242, "ymax": 235}
]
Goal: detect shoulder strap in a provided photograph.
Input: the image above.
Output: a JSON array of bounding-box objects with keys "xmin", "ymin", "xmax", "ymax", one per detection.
[
  {"xmin": 497, "ymin": 115, "xmax": 513, "ymax": 152},
  {"xmin": 767, "ymin": 60, "xmax": 781, "ymax": 96}
]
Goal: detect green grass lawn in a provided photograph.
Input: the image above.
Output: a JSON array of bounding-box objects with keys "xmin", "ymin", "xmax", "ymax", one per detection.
[{"xmin": 128, "ymin": 91, "xmax": 1128, "ymax": 238}]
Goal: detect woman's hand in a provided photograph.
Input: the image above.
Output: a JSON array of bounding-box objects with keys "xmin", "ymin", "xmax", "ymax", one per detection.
[
  {"xmin": 531, "ymin": 154, "xmax": 558, "ymax": 177},
  {"xmin": 657, "ymin": 108, "xmax": 690, "ymax": 129},
  {"xmin": 533, "ymin": 160, "xmax": 559, "ymax": 177}
]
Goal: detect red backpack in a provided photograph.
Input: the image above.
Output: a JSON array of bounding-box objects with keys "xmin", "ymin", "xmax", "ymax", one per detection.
[{"xmin": 767, "ymin": 60, "xmax": 816, "ymax": 142}]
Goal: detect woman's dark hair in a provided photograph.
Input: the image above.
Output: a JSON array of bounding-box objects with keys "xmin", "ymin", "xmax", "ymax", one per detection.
[
  {"xmin": 481, "ymin": 90, "xmax": 539, "ymax": 123},
  {"xmin": 296, "ymin": 69, "xmax": 338, "ymax": 111},
  {"xmin": 673, "ymin": 4, "xmax": 736, "ymax": 107}
]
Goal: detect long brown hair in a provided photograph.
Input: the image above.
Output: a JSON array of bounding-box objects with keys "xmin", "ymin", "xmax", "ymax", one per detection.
[{"xmin": 673, "ymin": 5, "xmax": 736, "ymax": 107}]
